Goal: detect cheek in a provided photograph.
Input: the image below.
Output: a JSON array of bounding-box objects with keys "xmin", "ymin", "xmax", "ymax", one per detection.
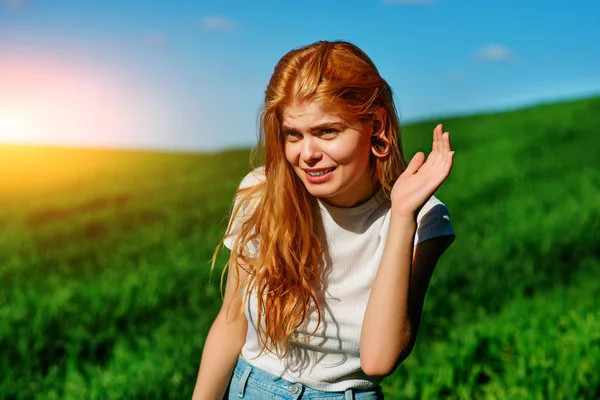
[
  {"xmin": 326, "ymin": 137, "xmax": 371, "ymax": 165},
  {"xmin": 284, "ymin": 143, "xmax": 297, "ymax": 165}
]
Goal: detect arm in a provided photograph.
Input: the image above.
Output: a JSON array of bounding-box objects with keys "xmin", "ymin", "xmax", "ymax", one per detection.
[
  {"xmin": 360, "ymin": 123, "xmax": 455, "ymax": 377},
  {"xmin": 191, "ymin": 255, "xmax": 249, "ymax": 400},
  {"xmin": 360, "ymin": 219, "xmax": 453, "ymax": 377}
]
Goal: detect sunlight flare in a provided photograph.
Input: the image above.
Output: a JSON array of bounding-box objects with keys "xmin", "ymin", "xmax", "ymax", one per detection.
[{"xmin": 0, "ymin": 60, "xmax": 140, "ymax": 147}]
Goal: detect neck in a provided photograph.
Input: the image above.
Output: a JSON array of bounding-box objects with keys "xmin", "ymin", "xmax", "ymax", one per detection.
[{"xmin": 320, "ymin": 177, "xmax": 380, "ymax": 208}]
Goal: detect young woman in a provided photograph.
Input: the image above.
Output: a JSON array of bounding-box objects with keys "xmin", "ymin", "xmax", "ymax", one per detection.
[{"xmin": 192, "ymin": 40, "xmax": 455, "ymax": 400}]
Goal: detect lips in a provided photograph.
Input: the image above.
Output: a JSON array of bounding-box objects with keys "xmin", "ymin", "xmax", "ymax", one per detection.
[
  {"xmin": 302, "ymin": 167, "xmax": 336, "ymax": 183},
  {"xmin": 305, "ymin": 167, "xmax": 335, "ymax": 177}
]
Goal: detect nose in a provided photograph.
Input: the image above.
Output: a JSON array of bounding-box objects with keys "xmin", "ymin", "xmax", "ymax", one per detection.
[{"xmin": 300, "ymin": 136, "xmax": 322, "ymax": 164}]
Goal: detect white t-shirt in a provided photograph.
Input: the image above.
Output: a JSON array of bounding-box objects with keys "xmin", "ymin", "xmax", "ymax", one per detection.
[{"xmin": 223, "ymin": 167, "xmax": 455, "ymax": 391}]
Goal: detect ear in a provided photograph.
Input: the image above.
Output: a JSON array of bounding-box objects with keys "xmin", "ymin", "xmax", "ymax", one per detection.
[
  {"xmin": 370, "ymin": 108, "xmax": 390, "ymax": 158},
  {"xmin": 371, "ymin": 108, "xmax": 386, "ymax": 137}
]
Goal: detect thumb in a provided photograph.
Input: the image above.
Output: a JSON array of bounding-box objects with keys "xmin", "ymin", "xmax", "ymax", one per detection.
[{"xmin": 405, "ymin": 152, "xmax": 425, "ymax": 175}]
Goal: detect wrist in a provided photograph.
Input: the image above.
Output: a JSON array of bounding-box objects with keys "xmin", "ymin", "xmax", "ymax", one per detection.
[
  {"xmin": 389, "ymin": 199, "xmax": 421, "ymax": 220},
  {"xmin": 390, "ymin": 209, "xmax": 418, "ymax": 223},
  {"xmin": 389, "ymin": 212, "xmax": 417, "ymax": 229}
]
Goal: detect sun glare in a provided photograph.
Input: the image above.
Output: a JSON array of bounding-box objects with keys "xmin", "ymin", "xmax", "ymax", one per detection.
[
  {"xmin": 0, "ymin": 59, "xmax": 142, "ymax": 148},
  {"xmin": 0, "ymin": 113, "xmax": 23, "ymax": 142}
]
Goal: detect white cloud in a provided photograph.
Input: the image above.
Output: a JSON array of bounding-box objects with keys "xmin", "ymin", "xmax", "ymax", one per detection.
[
  {"xmin": 474, "ymin": 44, "xmax": 514, "ymax": 62},
  {"xmin": 384, "ymin": 0, "xmax": 434, "ymax": 5},
  {"xmin": 201, "ymin": 15, "xmax": 238, "ymax": 32},
  {"xmin": 3, "ymin": 0, "xmax": 27, "ymax": 10}
]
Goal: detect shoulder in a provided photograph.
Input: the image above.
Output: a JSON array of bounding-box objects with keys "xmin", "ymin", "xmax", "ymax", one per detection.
[
  {"xmin": 223, "ymin": 166, "xmax": 265, "ymax": 254},
  {"xmin": 231, "ymin": 166, "xmax": 266, "ymax": 216},
  {"xmin": 232, "ymin": 166, "xmax": 266, "ymax": 212},
  {"xmin": 416, "ymin": 195, "xmax": 449, "ymax": 224},
  {"xmin": 238, "ymin": 166, "xmax": 266, "ymax": 190},
  {"xmin": 414, "ymin": 195, "xmax": 455, "ymax": 246}
]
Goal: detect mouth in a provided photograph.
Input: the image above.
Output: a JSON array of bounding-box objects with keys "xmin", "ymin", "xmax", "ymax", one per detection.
[
  {"xmin": 302, "ymin": 167, "xmax": 336, "ymax": 183},
  {"xmin": 304, "ymin": 167, "xmax": 336, "ymax": 177}
]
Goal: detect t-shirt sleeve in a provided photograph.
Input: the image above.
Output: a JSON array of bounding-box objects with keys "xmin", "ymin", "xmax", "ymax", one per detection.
[
  {"xmin": 414, "ymin": 195, "xmax": 456, "ymax": 246},
  {"xmin": 222, "ymin": 167, "xmax": 265, "ymax": 257}
]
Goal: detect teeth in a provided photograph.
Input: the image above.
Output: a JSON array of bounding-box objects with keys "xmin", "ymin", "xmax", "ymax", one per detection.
[{"xmin": 307, "ymin": 168, "xmax": 333, "ymax": 177}]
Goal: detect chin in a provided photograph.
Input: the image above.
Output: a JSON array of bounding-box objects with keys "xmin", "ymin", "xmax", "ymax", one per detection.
[
  {"xmin": 305, "ymin": 185, "xmax": 340, "ymax": 200},
  {"xmin": 294, "ymin": 170, "xmax": 343, "ymax": 199}
]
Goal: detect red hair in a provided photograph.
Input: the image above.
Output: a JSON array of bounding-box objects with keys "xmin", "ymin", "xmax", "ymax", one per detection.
[{"xmin": 214, "ymin": 40, "xmax": 407, "ymax": 357}]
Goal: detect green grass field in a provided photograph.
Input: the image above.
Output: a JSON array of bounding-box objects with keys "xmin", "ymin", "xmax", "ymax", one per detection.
[{"xmin": 1, "ymin": 95, "xmax": 599, "ymax": 399}]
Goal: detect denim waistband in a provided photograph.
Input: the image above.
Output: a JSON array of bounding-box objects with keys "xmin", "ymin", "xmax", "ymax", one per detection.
[{"xmin": 231, "ymin": 355, "xmax": 383, "ymax": 399}]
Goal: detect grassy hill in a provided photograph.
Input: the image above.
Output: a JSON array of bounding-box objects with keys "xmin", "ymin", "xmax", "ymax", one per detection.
[{"xmin": 1, "ymin": 95, "xmax": 599, "ymax": 399}]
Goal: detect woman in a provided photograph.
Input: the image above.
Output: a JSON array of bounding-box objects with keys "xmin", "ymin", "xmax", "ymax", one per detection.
[{"xmin": 192, "ymin": 40, "xmax": 455, "ymax": 399}]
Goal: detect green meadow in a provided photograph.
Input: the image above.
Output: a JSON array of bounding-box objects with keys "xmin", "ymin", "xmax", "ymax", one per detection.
[{"xmin": 1, "ymin": 96, "xmax": 599, "ymax": 399}]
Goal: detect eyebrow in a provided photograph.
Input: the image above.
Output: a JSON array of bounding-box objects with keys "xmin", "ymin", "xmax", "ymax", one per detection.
[{"xmin": 281, "ymin": 122, "xmax": 345, "ymax": 134}]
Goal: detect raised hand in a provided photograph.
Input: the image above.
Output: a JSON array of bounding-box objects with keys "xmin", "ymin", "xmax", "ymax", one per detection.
[{"xmin": 390, "ymin": 123, "xmax": 454, "ymax": 218}]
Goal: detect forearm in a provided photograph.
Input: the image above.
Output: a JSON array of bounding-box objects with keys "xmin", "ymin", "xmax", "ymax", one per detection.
[
  {"xmin": 360, "ymin": 213, "xmax": 416, "ymax": 376},
  {"xmin": 192, "ymin": 311, "xmax": 246, "ymax": 400}
]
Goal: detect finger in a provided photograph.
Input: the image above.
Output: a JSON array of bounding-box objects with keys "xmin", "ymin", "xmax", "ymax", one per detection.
[
  {"xmin": 429, "ymin": 149, "xmax": 453, "ymax": 182},
  {"xmin": 443, "ymin": 131, "xmax": 451, "ymax": 153},
  {"xmin": 433, "ymin": 124, "xmax": 442, "ymax": 153},
  {"xmin": 405, "ymin": 151, "xmax": 426, "ymax": 175},
  {"xmin": 434, "ymin": 141, "xmax": 453, "ymax": 169},
  {"xmin": 446, "ymin": 151, "xmax": 455, "ymax": 175},
  {"xmin": 443, "ymin": 150, "xmax": 455, "ymax": 174}
]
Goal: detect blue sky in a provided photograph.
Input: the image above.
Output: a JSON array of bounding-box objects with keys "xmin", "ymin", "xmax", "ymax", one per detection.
[{"xmin": 1, "ymin": 0, "xmax": 599, "ymax": 151}]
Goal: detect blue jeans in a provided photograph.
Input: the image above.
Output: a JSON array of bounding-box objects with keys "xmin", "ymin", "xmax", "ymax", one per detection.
[{"xmin": 227, "ymin": 355, "xmax": 384, "ymax": 399}]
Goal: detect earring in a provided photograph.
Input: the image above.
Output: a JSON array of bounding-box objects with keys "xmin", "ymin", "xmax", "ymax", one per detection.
[{"xmin": 371, "ymin": 136, "xmax": 391, "ymax": 158}]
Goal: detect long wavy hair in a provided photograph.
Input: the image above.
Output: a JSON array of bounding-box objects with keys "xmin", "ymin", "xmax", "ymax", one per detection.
[{"xmin": 213, "ymin": 40, "xmax": 407, "ymax": 357}]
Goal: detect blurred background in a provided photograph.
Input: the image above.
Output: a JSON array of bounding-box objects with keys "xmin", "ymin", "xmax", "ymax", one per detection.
[{"xmin": 1, "ymin": 1, "xmax": 599, "ymax": 399}]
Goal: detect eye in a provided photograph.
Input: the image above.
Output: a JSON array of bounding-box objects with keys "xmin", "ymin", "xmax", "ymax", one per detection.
[
  {"xmin": 319, "ymin": 129, "xmax": 338, "ymax": 138},
  {"xmin": 284, "ymin": 130, "xmax": 302, "ymax": 142}
]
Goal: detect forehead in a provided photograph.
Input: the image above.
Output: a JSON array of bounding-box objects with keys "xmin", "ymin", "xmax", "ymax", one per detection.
[{"xmin": 281, "ymin": 101, "xmax": 341, "ymax": 129}]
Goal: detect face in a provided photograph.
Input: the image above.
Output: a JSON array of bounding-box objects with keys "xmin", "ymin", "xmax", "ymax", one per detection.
[{"xmin": 282, "ymin": 101, "xmax": 378, "ymax": 208}]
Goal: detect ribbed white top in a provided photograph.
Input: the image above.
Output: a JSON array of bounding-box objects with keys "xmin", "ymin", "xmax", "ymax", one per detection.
[{"xmin": 223, "ymin": 167, "xmax": 455, "ymax": 391}]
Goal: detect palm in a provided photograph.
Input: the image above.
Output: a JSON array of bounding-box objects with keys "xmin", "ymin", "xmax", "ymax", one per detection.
[{"xmin": 391, "ymin": 124, "xmax": 454, "ymax": 217}]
